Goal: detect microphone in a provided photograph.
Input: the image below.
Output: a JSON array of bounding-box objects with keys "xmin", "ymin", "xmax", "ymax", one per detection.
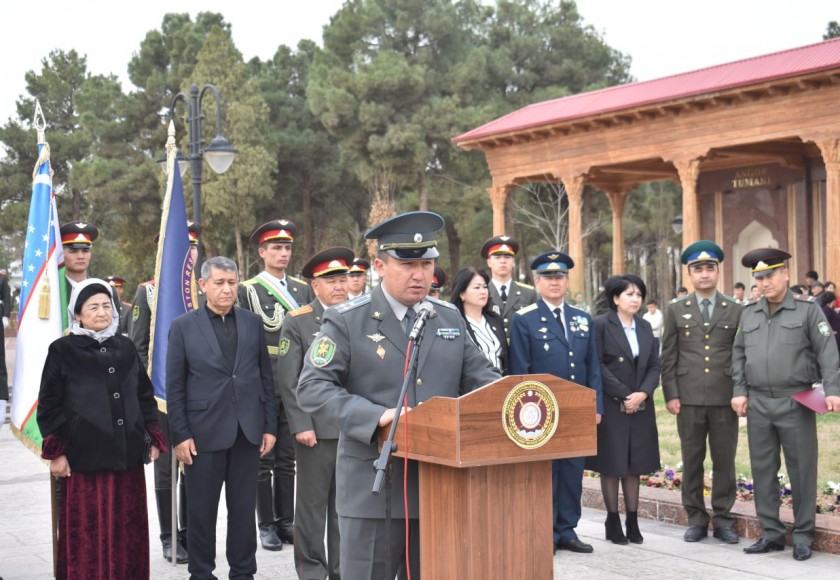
[{"xmin": 408, "ymin": 302, "xmax": 435, "ymax": 341}]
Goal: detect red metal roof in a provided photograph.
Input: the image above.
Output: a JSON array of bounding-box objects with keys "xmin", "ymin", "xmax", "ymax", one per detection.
[{"xmin": 454, "ymin": 37, "xmax": 840, "ymax": 143}]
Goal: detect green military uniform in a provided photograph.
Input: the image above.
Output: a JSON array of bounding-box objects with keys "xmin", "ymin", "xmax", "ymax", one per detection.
[
  {"xmin": 240, "ymin": 218, "xmax": 314, "ymax": 548},
  {"xmin": 277, "ymin": 300, "xmax": 340, "ymax": 579},
  {"xmin": 481, "ymin": 235, "xmax": 537, "ymax": 335},
  {"xmin": 732, "ymin": 289, "xmax": 840, "ymax": 546},
  {"xmin": 661, "ymin": 291, "xmax": 742, "ymax": 530}
]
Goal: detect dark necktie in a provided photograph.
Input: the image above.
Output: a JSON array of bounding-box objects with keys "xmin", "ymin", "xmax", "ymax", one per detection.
[
  {"xmin": 404, "ymin": 307, "xmax": 417, "ymax": 337},
  {"xmin": 701, "ymin": 298, "xmax": 711, "ymax": 324},
  {"xmin": 553, "ymin": 307, "xmax": 565, "ymax": 337},
  {"xmin": 280, "ymin": 279, "xmax": 286, "ymax": 287},
  {"xmin": 500, "ymin": 284, "xmax": 508, "ymax": 303}
]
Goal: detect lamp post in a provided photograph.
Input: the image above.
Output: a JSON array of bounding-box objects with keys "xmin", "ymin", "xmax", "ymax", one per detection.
[{"xmin": 166, "ymin": 83, "xmax": 237, "ymax": 256}]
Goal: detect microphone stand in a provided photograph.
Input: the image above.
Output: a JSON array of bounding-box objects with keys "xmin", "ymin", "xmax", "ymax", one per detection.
[
  {"xmin": 372, "ymin": 321, "xmax": 426, "ymax": 580},
  {"xmin": 372, "ymin": 328, "xmax": 425, "ymax": 495}
]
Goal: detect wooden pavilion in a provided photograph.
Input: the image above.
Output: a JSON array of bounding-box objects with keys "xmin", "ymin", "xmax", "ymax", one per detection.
[{"xmin": 454, "ymin": 38, "xmax": 840, "ymax": 294}]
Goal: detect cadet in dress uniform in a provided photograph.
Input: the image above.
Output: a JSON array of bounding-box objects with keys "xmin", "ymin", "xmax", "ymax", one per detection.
[
  {"xmin": 482, "ymin": 235, "xmax": 536, "ymax": 335},
  {"xmin": 129, "ymin": 221, "xmax": 201, "ymax": 564},
  {"xmin": 660, "ymin": 241, "xmax": 742, "ymax": 545},
  {"xmin": 346, "ymin": 257, "xmax": 370, "ymax": 300},
  {"xmin": 508, "ymin": 251, "xmax": 603, "ymax": 554},
  {"xmin": 60, "ymin": 221, "xmax": 98, "ymax": 329},
  {"xmin": 732, "ymin": 248, "xmax": 840, "ymax": 561},
  {"xmin": 239, "ymin": 219, "xmax": 313, "ymax": 550},
  {"xmin": 297, "ymin": 212, "xmax": 500, "ymax": 579},
  {"xmin": 428, "ymin": 263, "xmax": 447, "ymax": 299},
  {"xmin": 277, "ymin": 247, "xmax": 354, "ymax": 580}
]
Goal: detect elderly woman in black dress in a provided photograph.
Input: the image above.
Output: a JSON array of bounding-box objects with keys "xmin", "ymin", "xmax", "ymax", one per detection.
[
  {"xmin": 585, "ymin": 274, "xmax": 660, "ymax": 545},
  {"xmin": 449, "ymin": 267, "xmax": 509, "ymax": 375},
  {"xmin": 38, "ymin": 279, "xmax": 166, "ymax": 579}
]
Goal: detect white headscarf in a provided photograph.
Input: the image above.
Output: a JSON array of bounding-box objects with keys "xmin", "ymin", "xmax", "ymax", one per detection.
[{"xmin": 67, "ymin": 278, "xmax": 120, "ymax": 343}]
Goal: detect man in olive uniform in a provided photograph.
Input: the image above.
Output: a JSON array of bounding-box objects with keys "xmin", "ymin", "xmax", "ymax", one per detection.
[
  {"xmin": 129, "ymin": 222, "xmax": 200, "ymax": 564},
  {"xmin": 239, "ymin": 219, "xmax": 313, "ymax": 550},
  {"xmin": 60, "ymin": 222, "xmax": 98, "ymax": 329},
  {"xmin": 346, "ymin": 257, "xmax": 370, "ymax": 299},
  {"xmin": 297, "ymin": 211, "xmax": 500, "ymax": 579},
  {"xmin": 277, "ymin": 247, "xmax": 353, "ymax": 580},
  {"xmin": 732, "ymin": 248, "xmax": 840, "ymax": 561},
  {"xmin": 660, "ymin": 241, "xmax": 742, "ymax": 544},
  {"xmin": 482, "ymin": 235, "xmax": 536, "ymax": 335}
]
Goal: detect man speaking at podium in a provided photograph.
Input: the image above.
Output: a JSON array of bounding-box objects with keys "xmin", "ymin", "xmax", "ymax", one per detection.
[{"xmin": 298, "ymin": 211, "xmax": 499, "ymax": 579}]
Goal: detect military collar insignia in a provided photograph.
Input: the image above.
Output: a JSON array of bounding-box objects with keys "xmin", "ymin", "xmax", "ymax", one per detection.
[
  {"xmin": 682, "ymin": 313, "xmax": 692, "ymax": 319},
  {"xmin": 492, "ymin": 304, "xmax": 500, "ymax": 315},
  {"xmin": 538, "ymin": 327, "xmax": 548, "ymax": 333},
  {"xmin": 367, "ymin": 333, "xmax": 386, "ymax": 343},
  {"xmin": 436, "ymin": 328, "xmax": 460, "ymax": 340},
  {"xmin": 373, "ymin": 311, "xmax": 382, "ymax": 320}
]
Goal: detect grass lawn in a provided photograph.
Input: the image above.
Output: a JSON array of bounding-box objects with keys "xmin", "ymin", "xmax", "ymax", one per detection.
[{"xmin": 653, "ymin": 388, "xmax": 840, "ymax": 490}]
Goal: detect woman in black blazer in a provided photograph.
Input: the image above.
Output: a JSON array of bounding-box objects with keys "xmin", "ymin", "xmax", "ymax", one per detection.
[
  {"xmin": 449, "ymin": 267, "xmax": 509, "ymax": 375},
  {"xmin": 585, "ymin": 274, "xmax": 660, "ymax": 545}
]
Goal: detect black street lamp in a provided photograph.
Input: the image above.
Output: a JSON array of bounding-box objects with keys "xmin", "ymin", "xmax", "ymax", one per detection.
[{"xmin": 165, "ymin": 83, "xmax": 237, "ymax": 255}]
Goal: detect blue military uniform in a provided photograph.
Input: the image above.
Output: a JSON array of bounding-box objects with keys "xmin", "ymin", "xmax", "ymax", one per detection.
[{"xmin": 508, "ymin": 251, "xmax": 603, "ymax": 552}]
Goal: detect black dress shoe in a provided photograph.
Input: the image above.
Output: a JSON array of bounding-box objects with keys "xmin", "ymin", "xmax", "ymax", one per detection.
[
  {"xmin": 793, "ymin": 543, "xmax": 812, "ymax": 561},
  {"xmin": 713, "ymin": 526, "xmax": 739, "ymax": 544},
  {"xmin": 743, "ymin": 538, "xmax": 784, "ymax": 554},
  {"xmin": 259, "ymin": 525, "xmax": 283, "ymax": 551},
  {"xmin": 683, "ymin": 525, "xmax": 708, "ymax": 542},
  {"xmin": 556, "ymin": 538, "xmax": 594, "ymax": 553},
  {"xmin": 276, "ymin": 519, "xmax": 295, "ymax": 544}
]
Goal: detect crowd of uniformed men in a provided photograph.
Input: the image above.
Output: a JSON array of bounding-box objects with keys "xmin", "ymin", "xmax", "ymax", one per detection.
[{"xmin": 40, "ymin": 210, "xmax": 840, "ymax": 578}]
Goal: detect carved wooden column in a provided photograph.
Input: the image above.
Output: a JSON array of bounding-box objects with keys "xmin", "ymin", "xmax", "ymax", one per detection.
[
  {"xmin": 488, "ymin": 183, "xmax": 511, "ymax": 235},
  {"xmin": 673, "ymin": 158, "xmax": 702, "ymax": 246},
  {"xmin": 673, "ymin": 158, "xmax": 702, "ymax": 289},
  {"xmin": 817, "ymin": 139, "xmax": 840, "ymax": 284},
  {"xmin": 562, "ymin": 175, "xmax": 586, "ymax": 295},
  {"xmin": 603, "ymin": 189, "xmax": 630, "ymax": 274}
]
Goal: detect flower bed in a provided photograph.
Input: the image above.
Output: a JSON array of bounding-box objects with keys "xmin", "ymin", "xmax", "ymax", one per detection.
[{"xmin": 586, "ymin": 464, "xmax": 840, "ymax": 514}]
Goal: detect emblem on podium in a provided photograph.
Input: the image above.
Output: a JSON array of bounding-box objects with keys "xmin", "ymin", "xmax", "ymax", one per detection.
[{"xmin": 501, "ymin": 380, "xmax": 559, "ymax": 449}]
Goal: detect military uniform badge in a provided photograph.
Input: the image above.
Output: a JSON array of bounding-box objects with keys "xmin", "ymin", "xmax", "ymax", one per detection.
[{"xmin": 310, "ymin": 336, "xmax": 336, "ymax": 367}]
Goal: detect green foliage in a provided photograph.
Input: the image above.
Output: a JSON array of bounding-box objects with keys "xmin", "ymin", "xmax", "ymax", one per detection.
[{"xmin": 824, "ymin": 21, "xmax": 840, "ymax": 40}]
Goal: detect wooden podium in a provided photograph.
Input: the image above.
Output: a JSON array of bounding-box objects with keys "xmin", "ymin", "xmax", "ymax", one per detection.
[{"xmin": 378, "ymin": 373, "xmax": 596, "ymax": 579}]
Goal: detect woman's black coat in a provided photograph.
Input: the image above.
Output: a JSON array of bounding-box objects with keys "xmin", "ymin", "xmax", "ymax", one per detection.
[
  {"xmin": 38, "ymin": 334, "xmax": 158, "ymax": 473},
  {"xmin": 584, "ymin": 310, "xmax": 661, "ymax": 477}
]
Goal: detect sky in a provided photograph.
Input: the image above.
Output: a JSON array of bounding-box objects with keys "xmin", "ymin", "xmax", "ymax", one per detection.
[{"xmin": 0, "ymin": 0, "xmax": 837, "ymax": 129}]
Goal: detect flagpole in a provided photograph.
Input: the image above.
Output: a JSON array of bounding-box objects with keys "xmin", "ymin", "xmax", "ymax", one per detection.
[{"xmin": 33, "ymin": 100, "xmax": 61, "ymax": 580}]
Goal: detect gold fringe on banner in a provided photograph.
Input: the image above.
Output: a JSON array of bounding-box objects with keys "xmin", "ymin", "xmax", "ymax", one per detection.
[{"xmin": 38, "ymin": 274, "xmax": 50, "ymax": 319}]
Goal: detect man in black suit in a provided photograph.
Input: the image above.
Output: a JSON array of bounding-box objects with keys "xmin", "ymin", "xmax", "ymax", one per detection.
[{"xmin": 167, "ymin": 256, "xmax": 278, "ymax": 580}]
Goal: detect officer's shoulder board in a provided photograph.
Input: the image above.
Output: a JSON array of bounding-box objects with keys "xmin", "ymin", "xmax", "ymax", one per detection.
[
  {"xmin": 719, "ymin": 294, "xmax": 740, "ymax": 308},
  {"xmin": 139, "ymin": 279, "xmax": 155, "ymax": 287},
  {"xmin": 516, "ymin": 281, "xmax": 535, "ymax": 290},
  {"xmin": 426, "ymin": 296, "xmax": 457, "ymax": 311},
  {"xmin": 793, "ymin": 294, "xmax": 818, "ymax": 304},
  {"xmin": 334, "ymin": 293, "xmax": 371, "ymax": 313},
  {"xmin": 289, "ymin": 304, "xmax": 313, "ymax": 317},
  {"xmin": 288, "ymin": 275, "xmax": 307, "ymax": 285},
  {"xmin": 516, "ymin": 303, "xmax": 539, "ymax": 316},
  {"xmin": 742, "ymin": 297, "xmax": 760, "ymax": 308},
  {"xmin": 241, "ymin": 277, "xmax": 259, "ymax": 286},
  {"xmin": 669, "ymin": 295, "xmax": 690, "ymax": 305}
]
